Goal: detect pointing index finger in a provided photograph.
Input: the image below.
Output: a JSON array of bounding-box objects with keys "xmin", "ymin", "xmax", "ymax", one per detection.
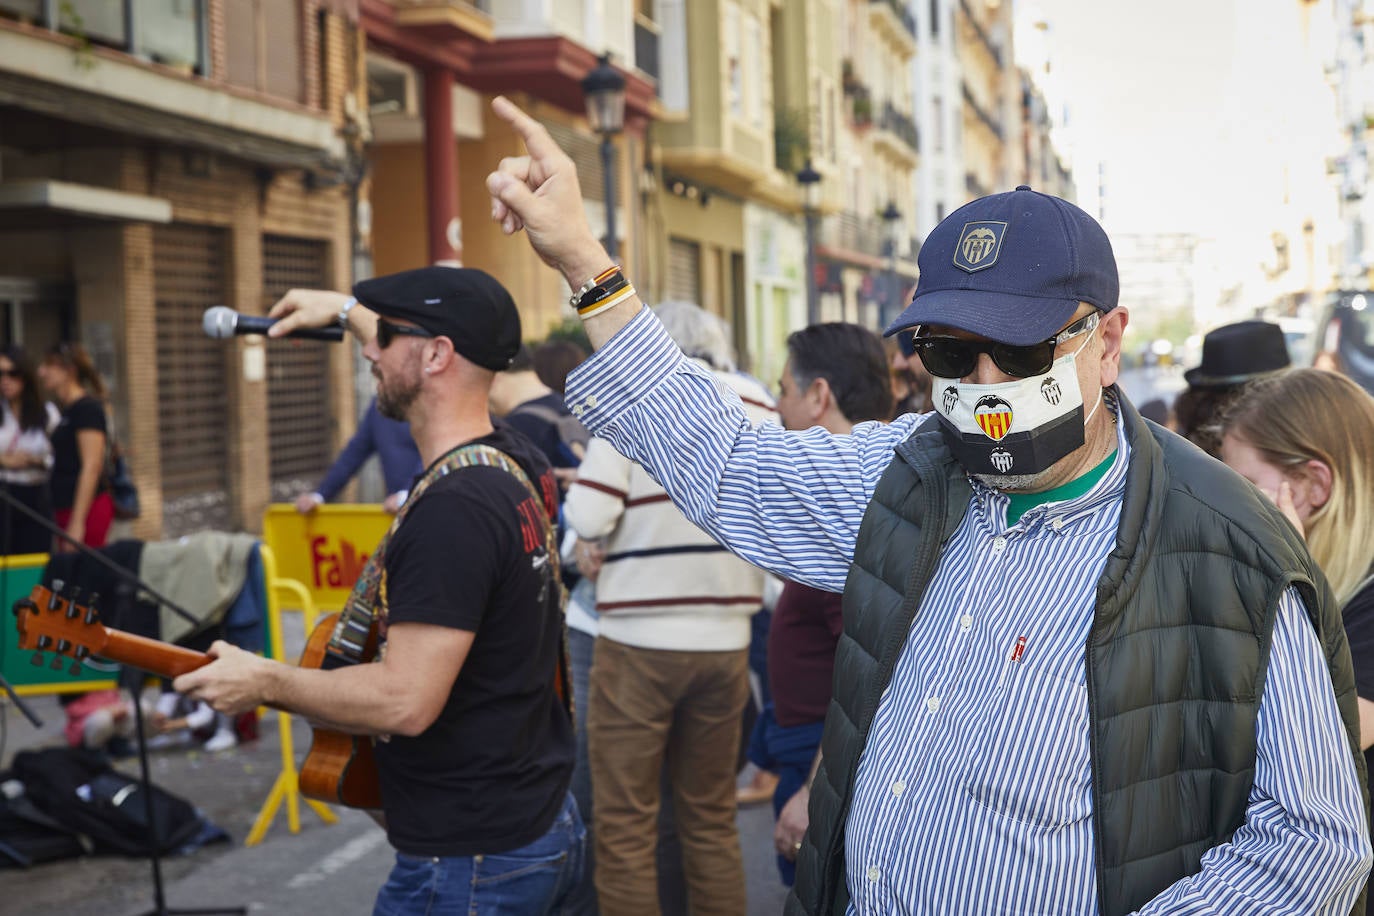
[{"xmin": 492, "ymin": 95, "xmax": 561, "ymax": 160}]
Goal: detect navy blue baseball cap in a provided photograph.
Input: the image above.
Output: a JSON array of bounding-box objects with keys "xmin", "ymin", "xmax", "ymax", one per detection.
[{"xmin": 885, "ymin": 186, "xmax": 1119, "ymax": 346}]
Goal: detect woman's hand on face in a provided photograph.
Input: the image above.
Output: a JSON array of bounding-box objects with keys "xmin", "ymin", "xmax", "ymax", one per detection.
[{"xmin": 1262, "ymin": 479, "xmax": 1305, "ymax": 539}]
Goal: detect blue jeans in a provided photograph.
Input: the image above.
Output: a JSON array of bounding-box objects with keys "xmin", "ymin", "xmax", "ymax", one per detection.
[{"xmin": 373, "ymin": 792, "xmax": 585, "ymax": 915}]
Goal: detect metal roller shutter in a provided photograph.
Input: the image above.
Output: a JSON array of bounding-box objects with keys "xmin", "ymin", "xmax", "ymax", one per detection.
[
  {"xmin": 666, "ymin": 237, "xmax": 701, "ymax": 303},
  {"xmin": 154, "ymin": 224, "xmax": 232, "ymax": 537},
  {"xmin": 261, "ymin": 236, "xmax": 332, "ymax": 502}
]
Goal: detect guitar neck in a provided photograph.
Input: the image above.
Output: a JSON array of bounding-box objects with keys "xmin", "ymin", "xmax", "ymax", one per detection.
[{"xmin": 98, "ymin": 630, "xmax": 212, "ymax": 679}]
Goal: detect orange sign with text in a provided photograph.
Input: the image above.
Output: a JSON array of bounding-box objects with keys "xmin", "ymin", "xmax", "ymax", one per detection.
[{"xmin": 262, "ymin": 505, "xmax": 392, "ymax": 612}]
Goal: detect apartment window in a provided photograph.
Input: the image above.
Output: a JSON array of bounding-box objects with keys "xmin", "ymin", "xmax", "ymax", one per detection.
[
  {"xmin": 746, "ymin": 12, "xmax": 765, "ymax": 129},
  {"xmin": 725, "ymin": 3, "xmax": 742, "ymax": 117},
  {"xmin": 929, "ymin": 0, "xmax": 939, "ymax": 37},
  {"xmin": 225, "ymin": 0, "xmax": 305, "ymax": 104}
]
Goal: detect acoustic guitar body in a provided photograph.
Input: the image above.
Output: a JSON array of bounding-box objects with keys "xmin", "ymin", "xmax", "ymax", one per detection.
[{"xmin": 297, "ymin": 613, "xmax": 383, "ymax": 810}]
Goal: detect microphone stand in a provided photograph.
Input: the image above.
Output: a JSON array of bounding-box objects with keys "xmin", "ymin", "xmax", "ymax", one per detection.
[{"xmin": 0, "ymin": 485, "xmax": 245, "ymax": 916}]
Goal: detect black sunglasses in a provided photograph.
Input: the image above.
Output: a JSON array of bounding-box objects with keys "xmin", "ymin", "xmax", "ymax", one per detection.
[
  {"xmin": 0, "ymin": 369, "xmax": 20, "ymax": 379},
  {"xmin": 911, "ymin": 312, "xmax": 1099, "ymax": 379},
  {"xmin": 376, "ymin": 317, "xmax": 435, "ymax": 349}
]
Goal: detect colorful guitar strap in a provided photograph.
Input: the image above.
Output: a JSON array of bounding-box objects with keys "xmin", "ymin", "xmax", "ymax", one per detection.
[{"xmin": 326, "ymin": 442, "xmax": 571, "ymax": 716}]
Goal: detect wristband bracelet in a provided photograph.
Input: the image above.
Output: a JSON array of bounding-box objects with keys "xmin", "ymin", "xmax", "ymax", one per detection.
[
  {"xmin": 575, "ymin": 272, "xmax": 629, "ymax": 314},
  {"xmin": 569, "ymin": 266, "xmax": 621, "ymax": 309},
  {"xmin": 578, "ymin": 284, "xmax": 637, "ymax": 320},
  {"xmin": 337, "ymin": 296, "xmax": 357, "ymax": 328}
]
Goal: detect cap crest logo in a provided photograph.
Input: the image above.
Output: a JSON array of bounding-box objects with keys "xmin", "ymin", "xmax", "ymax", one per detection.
[
  {"xmin": 991, "ymin": 449, "xmax": 1014, "ymax": 473},
  {"xmin": 954, "ymin": 220, "xmax": 1008, "ymax": 273},
  {"xmin": 974, "ymin": 395, "xmax": 1013, "ymax": 441}
]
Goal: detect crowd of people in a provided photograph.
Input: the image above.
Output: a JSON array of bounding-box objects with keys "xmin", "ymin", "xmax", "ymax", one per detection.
[{"xmin": 24, "ymin": 92, "xmax": 1369, "ymax": 916}]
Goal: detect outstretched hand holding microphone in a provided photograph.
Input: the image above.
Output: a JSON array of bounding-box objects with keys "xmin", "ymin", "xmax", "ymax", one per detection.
[{"xmin": 202, "ymin": 288, "xmax": 379, "ymax": 345}]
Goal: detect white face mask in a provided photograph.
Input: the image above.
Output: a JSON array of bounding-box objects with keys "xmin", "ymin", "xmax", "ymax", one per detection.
[{"xmin": 932, "ymin": 335, "xmax": 1102, "ymax": 478}]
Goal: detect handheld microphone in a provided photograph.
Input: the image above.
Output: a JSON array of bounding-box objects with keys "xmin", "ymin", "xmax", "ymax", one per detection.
[{"xmin": 202, "ymin": 306, "xmax": 345, "ymax": 342}]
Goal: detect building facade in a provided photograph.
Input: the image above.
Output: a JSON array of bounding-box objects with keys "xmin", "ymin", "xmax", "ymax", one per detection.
[{"xmin": 0, "ymin": 0, "xmax": 363, "ymax": 537}]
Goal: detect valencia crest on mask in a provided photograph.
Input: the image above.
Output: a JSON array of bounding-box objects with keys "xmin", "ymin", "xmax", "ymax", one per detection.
[{"xmin": 931, "ymin": 338, "xmax": 1101, "ymax": 477}]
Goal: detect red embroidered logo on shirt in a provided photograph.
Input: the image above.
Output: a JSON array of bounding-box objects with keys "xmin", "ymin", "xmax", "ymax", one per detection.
[{"xmin": 1010, "ymin": 635, "xmax": 1027, "ymax": 664}]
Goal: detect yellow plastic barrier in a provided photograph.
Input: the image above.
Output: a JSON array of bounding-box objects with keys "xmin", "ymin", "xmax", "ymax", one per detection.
[
  {"xmin": 246, "ymin": 506, "xmax": 389, "ymax": 846},
  {"xmin": 244, "ymin": 543, "xmax": 339, "ymax": 846},
  {"xmin": 260, "ymin": 504, "xmax": 391, "ymax": 616}
]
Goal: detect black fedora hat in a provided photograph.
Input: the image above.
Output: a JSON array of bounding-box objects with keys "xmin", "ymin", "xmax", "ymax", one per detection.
[{"xmin": 1184, "ymin": 320, "xmax": 1290, "ymax": 388}]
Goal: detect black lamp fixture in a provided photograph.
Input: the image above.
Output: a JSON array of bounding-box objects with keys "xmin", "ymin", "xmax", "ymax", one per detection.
[
  {"xmin": 797, "ymin": 159, "xmax": 823, "ymax": 324},
  {"xmin": 582, "ymin": 52, "xmax": 627, "ymax": 260},
  {"xmin": 881, "ymin": 200, "xmax": 903, "ymax": 327}
]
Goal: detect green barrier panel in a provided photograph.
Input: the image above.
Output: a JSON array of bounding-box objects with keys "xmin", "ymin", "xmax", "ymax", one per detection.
[{"xmin": 0, "ymin": 554, "xmax": 117, "ymax": 696}]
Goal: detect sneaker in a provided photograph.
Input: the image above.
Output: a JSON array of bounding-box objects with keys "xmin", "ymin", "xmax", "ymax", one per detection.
[{"xmin": 203, "ymin": 729, "xmax": 238, "ymax": 753}]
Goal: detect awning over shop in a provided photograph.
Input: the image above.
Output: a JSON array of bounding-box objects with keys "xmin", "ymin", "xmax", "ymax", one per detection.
[{"xmin": 0, "ymin": 180, "xmax": 172, "ymax": 229}]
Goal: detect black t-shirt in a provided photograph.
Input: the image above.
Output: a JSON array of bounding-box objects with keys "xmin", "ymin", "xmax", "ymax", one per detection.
[
  {"xmin": 49, "ymin": 396, "xmax": 106, "ymax": 510},
  {"xmin": 1343, "ymin": 576, "xmax": 1374, "ymax": 837},
  {"xmin": 373, "ymin": 424, "xmax": 573, "ymax": 857},
  {"xmin": 504, "ymin": 392, "xmax": 581, "ymax": 469}
]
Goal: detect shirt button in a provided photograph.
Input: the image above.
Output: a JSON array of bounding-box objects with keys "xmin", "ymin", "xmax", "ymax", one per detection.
[
  {"xmin": 925, "ymin": 696, "xmax": 940, "ymax": 713},
  {"xmin": 890, "ymin": 780, "xmax": 905, "ymax": 796},
  {"xmin": 572, "ymin": 404, "xmax": 585, "ymax": 417},
  {"xmin": 1051, "ymin": 516, "xmax": 1065, "ymax": 531},
  {"xmin": 586, "ymin": 395, "xmax": 599, "ymax": 408},
  {"xmin": 959, "ymin": 613, "xmax": 973, "ymax": 631},
  {"xmin": 867, "ymin": 865, "xmax": 881, "ymax": 882},
  {"xmin": 992, "ymin": 536, "xmax": 1006, "ymax": 552}
]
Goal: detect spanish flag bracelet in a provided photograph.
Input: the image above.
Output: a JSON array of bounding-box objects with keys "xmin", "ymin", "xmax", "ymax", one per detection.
[{"xmin": 578, "ymin": 283, "xmax": 637, "ymax": 320}]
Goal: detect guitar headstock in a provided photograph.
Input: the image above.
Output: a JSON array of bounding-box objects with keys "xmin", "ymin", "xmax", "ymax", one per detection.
[{"xmin": 12, "ymin": 581, "xmax": 106, "ymax": 675}]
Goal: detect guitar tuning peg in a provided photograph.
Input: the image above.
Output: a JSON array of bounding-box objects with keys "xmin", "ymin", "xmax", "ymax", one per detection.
[
  {"xmin": 30, "ymin": 653, "xmax": 44, "ymax": 667},
  {"xmin": 68, "ymin": 660, "xmax": 84, "ymax": 676},
  {"xmin": 55, "ymin": 639, "xmax": 70, "ymax": 655},
  {"xmin": 83, "ymin": 607, "xmax": 98, "ymax": 626},
  {"xmin": 87, "ymin": 591, "xmax": 100, "ymax": 612},
  {"xmin": 11, "ymin": 597, "xmax": 34, "ymax": 618},
  {"xmin": 35, "ymin": 635, "xmax": 52, "ymax": 651},
  {"xmin": 45, "ymin": 586, "xmax": 63, "ymax": 611},
  {"xmin": 73, "ymin": 646, "xmax": 89, "ymax": 661},
  {"xmin": 49, "ymin": 655, "xmax": 65, "ymax": 671}
]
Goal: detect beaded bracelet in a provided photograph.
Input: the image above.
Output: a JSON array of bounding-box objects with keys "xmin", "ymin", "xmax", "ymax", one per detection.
[{"xmin": 578, "ymin": 284, "xmax": 638, "ymax": 320}]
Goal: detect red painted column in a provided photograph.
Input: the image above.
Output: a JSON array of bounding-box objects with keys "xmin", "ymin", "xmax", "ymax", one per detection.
[{"xmin": 423, "ymin": 67, "xmax": 461, "ymax": 266}]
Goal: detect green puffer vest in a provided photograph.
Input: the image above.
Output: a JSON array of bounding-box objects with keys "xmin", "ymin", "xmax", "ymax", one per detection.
[{"xmin": 785, "ymin": 394, "xmax": 1368, "ymax": 916}]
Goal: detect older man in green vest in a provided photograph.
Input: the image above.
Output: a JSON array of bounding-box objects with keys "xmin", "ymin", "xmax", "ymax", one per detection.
[{"xmin": 484, "ymin": 97, "xmax": 1371, "ymax": 915}]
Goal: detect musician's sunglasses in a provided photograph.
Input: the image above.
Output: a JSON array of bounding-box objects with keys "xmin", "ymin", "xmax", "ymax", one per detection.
[
  {"xmin": 376, "ymin": 318, "xmax": 435, "ymax": 349},
  {"xmin": 911, "ymin": 311, "xmax": 1100, "ymax": 379}
]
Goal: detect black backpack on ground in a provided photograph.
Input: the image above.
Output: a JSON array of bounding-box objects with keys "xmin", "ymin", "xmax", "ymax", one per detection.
[
  {"xmin": 9, "ymin": 746, "xmax": 204, "ymax": 856},
  {"xmin": 0, "ymin": 784, "xmax": 90, "ymax": 868}
]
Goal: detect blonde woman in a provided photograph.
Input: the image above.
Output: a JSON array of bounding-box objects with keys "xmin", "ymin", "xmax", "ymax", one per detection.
[{"xmin": 1221, "ymin": 369, "xmax": 1374, "ymax": 802}]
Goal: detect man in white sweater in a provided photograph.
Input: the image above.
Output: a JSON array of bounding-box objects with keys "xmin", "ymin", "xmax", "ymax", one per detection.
[{"xmin": 564, "ymin": 300, "xmax": 776, "ymax": 916}]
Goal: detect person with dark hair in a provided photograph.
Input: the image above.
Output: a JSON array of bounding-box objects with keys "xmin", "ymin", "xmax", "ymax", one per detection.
[
  {"xmin": 486, "ymin": 96, "xmax": 1370, "ymax": 915},
  {"xmin": 37, "ymin": 342, "xmax": 112, "ymax": 550},
  {"xmin": 533, "ymin": 339, "xmax": 590, "ymax": 395},
  {"xmin": 1175, "ymin": 320, "xmax": 1290, "ymax": 458},
  {"xmin": 885, "ymin": 331, "xmax": 933, "ymax": 417},
  {"xmin": 0, "ymin": 346, "xmax": 58, "ymax": 554},
  {"xmin": 491, "ymin": 344, "xmax": 588, "ymax": 474},
  {"xmin": 763, "ymin": 323, "xmax": 891, "ymax": 886}
]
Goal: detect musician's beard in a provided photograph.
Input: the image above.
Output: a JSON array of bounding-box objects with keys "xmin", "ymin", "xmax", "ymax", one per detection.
[{"xmin": 376, "ymin": 365, "xmax": 422, "ymax": 421}]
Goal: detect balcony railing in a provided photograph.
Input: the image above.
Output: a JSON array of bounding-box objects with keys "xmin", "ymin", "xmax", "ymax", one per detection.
[
  {"xmin": 820, "ymin": 211, "xmax": 889, "ymax": 256},
  {"xmin": 870, "ymin": 0, "xmax": 917, "ymax": 40},
  {"xmin": 880, "ymin": 101, "xmax": 920, "ymax": 152},
  {"xmin": 958, "ymin": 0, "xmax": 1003, "ymax": 67},
  {"xmin": 634, "ymin": 14, "xmax": 660, "ymax": 83},
  {"xmin": 1, "ymin": 0, "xmax": 209, "ymax": 74},
  {"xmin": 961, "ymin": 82, "xmax": 1003, "ymax": 141}
]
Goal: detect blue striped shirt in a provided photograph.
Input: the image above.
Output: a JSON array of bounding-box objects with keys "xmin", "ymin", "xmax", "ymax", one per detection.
[{"xmin": 565, "ymin": 307, "xmax": 1371, "ymax": 913}]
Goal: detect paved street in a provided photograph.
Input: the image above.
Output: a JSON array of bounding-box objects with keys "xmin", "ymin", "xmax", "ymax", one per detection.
[{"xmin": 1, "ymin": 693, "xmax": 790, "ymax": 916}]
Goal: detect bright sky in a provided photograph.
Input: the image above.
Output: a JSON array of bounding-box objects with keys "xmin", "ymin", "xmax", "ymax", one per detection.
[{"xmin": 1030, "ymin": 0, "xmax": 1338, "ymax": 240}]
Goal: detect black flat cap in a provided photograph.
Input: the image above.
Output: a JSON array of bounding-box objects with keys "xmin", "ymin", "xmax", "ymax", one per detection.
[{"xmin": 353, "ymin": 267, "xmax": 522, "ymax": 371}]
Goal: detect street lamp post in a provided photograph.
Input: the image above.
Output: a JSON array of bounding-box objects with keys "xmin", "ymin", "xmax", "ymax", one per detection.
[
  {"xmin": 881, "ymin": 201, "xmax": 902, "ymax": 328},
  {"xmin": 582, "ymin": 52, "xmax": 627, "ymax": 261},
  {"xmin": 797, "ymin": 159, "xmax": 822, "ymax": 325}
]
